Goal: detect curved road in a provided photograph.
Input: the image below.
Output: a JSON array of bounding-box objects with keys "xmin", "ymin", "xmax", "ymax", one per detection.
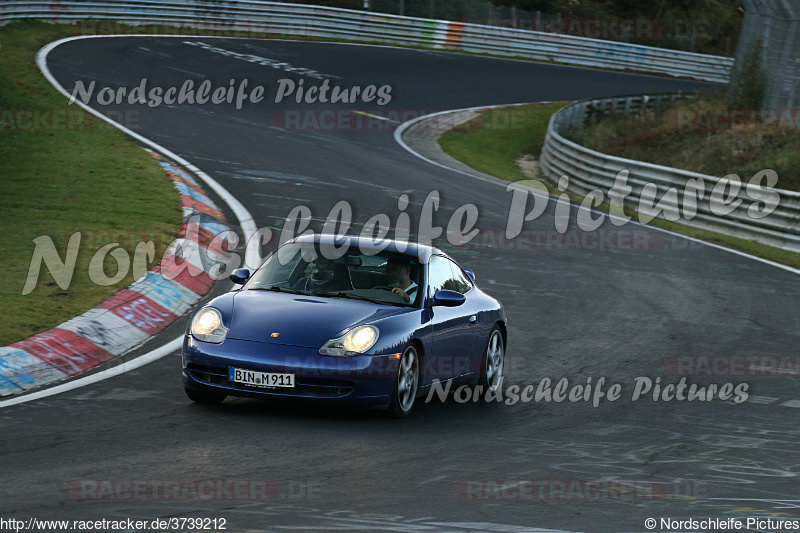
[{"xmin": 2, "ymin": 38, "xmax": 799, "ymax": 532}]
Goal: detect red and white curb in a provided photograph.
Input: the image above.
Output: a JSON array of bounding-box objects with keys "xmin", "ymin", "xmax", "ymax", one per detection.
[{"xmin": 0, "ymin": 152, "xmax": 229, "ymax": 397}]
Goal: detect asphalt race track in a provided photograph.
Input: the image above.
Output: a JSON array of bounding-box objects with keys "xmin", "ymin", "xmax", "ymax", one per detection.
[{"xmin": 2, "ymin": 38, "xmax": 800, "ymax": 532}]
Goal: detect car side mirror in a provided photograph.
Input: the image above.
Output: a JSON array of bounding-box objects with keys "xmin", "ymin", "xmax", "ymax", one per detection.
[
  {"xmin": 432, "ymin": 289, "xmax": 466, "ymax": 307},
  {"xmin": 229, "ymin": 268, "xmax": 251, "ymax": 285},
  {"xmin": 463, "ymin": 268, "xmax": 476, "ymax": 282}
]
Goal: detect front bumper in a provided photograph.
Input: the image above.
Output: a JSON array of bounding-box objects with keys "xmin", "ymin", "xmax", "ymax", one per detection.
[{"xmin": 182, "ymin": 336, "xmax": 398, "ymax": 406}]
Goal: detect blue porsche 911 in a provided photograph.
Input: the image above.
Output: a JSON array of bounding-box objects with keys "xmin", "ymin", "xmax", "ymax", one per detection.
[{"xmin": 182, "ymin": 234, "xmax": 506, "ymax": 417}]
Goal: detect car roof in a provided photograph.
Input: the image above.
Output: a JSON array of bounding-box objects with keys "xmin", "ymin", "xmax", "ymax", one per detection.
[{"xmin": 290, "ymin": 234, "xmax": 445, "ymax": 264}]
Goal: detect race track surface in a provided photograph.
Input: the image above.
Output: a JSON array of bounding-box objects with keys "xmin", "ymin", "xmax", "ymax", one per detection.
[{"xmin": 2, "ymin": 38, "xmax": 799, "ymax": 532}]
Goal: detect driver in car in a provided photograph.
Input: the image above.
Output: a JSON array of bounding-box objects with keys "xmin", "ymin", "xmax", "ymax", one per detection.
[
  {"xmin": 298, "ymin": 256, "xmax": 351, "ymax": 292},
  {"xmin": 387, "ymin": 258, "xmax": 418, "ymax": 303}
]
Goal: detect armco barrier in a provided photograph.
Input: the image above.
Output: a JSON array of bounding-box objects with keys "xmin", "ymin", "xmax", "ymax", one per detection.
[
  {"xmin": 1, "ymin": 1, "xmax": 732, "ymax": 83},
  {"xmin": 0, "ymin": 152, "xmax": 230, "ymax": 397},
  {"xmin": 539, "ymin": 94, "xmax": 800, "ymax": 252}
]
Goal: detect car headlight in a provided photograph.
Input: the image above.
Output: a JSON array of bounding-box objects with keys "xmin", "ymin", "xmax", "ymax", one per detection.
[
  {"xmin": 319, "ymin": 325, "xmax": 379, "ymax": 357},
  {"xmin": 191, "ymin": 308, "xmax": 228, "ymax": 343}
]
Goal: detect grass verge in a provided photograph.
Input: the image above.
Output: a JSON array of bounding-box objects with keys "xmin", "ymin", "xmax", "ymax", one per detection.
[
  {"xmin": 437, "ymin": 102, "xmax": 800, "ymax": 270},
  {"xmin": 0, "ymin": 20, "xmax": 184, "ymax": 346},
  {"xmin": 439, "ymin": 103, "xmax": 568, "ymax": 181}
]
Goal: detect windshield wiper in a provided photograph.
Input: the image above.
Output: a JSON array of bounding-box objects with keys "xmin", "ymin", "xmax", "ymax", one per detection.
[
  {"xmin": 248, "ymin": 285, "xmax": 307, "ymax": 295},
  {"xmin": 316, "ymin": 291, "xmax": 397, "ymax": 305}
]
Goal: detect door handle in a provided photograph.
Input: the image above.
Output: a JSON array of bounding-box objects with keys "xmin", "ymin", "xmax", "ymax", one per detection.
[{"xmin": 469, "ymin": 315, "xmax": 477, "ymax": 325}]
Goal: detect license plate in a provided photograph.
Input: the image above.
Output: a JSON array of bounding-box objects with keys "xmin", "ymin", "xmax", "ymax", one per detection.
[{"xmin": 229, "ymin": 367, "xmax": 295, "ymax": 388}]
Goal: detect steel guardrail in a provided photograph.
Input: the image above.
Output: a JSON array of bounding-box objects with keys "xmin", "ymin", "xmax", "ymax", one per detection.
[
  {"xmin": 1, "ymin": 0, "xmax": 733, "ymax": 83},
  {"xmin": 539, "ymin": 94, "xmax": 800, "ymax": 252}
]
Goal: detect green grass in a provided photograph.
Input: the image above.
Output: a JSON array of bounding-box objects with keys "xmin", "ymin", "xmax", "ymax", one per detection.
[
  {"xmin": 567, "ymin": 92, "xmax": 800, "ymax": 192},
  {"xmin": 0, "ymin": 20, "xmax": 184, "ymax": 345},
  {"xmin": 437, "ymin": 102, "xmax": 800, "ymax": 270},
  {"xmin": 438, "ymin": 103, "xmax": 568, "ymax": 181}
]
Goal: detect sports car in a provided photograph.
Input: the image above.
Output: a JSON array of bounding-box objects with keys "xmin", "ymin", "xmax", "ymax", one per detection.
[{"xmin": 182, "ymin": 234, "xmax": 506, "ymax": 417}]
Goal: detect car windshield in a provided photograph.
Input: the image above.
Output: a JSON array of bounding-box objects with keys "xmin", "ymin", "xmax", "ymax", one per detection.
[{"xmin": 242, "ymin": 242, "xmax": 422, "ymax": 307}]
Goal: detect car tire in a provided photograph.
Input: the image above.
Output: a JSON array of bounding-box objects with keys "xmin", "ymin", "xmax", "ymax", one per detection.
[
  {"xmin": 478, "ymin": 326, "xmax": 504, "ymax": 393},
  {"xmin": 388, "ymin": 344, "xmax": 419, "ymax": 418},
  {"xmin": 185, "ymin": 387, "xmax": 226, "ymax": 404}
]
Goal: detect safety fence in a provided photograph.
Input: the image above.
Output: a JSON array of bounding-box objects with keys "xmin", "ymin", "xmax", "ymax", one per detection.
[
  {"xmin": 1, "ymin": 0, "xmax": 732, "ymax": 83},
  {"xmin": 539, "ymin": 94, "xmax": 800, "ymax": 252}
]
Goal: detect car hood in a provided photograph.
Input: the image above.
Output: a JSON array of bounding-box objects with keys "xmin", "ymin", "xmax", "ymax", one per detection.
[{"xmin": 226, "ymin": 290, "xmax": 406, "ymax": 348}]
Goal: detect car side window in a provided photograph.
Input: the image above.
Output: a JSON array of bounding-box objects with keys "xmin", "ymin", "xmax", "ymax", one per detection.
[
  {"xmin": 427, "ymin": 255, "xmax": 473, "ymax": 297},
  {"xmin": 447, "ymin": 260, "xmax": 473, "ymax": 294},
  {"xmin": 427, "ymin": 256, "xmax": 455, "ymax": 298}
]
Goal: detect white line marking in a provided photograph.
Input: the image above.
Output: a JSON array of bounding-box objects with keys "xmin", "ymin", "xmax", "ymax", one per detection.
[
  {"xmin": 707, "ymin": 498, "xmax": 800, "ymax": 509},
  {"xmin": 350, "ymin": 110, "xmax": 398, "ymax": 123},
  {"xmin": 418, "ymin": 474, "xmax": 448, "ymax": 485},
  {"xmin": 744, "ymin": 395, "xmax": 780, "ymax": 405},
  {"xmin": 394, "ymin": 105, "xmax": 800, "ymax": 276},
  {"xmin": 779, "ymin": 399, "xmax": 800, "ymax": 408},
  {"xmin": 0, "ymin": 34, "xmax": 261, "ymax": 408},
  {"xmin": 751, "ymin": 365, "xmax": 799, "ymax": 376}
]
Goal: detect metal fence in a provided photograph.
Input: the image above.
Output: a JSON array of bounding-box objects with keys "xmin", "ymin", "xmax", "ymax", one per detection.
[
  {"xmin": 540, "ymin": 94, "xmax": 800, "ymax": 252},
  {"xmin": 730, "ymin": 0, "xmax": 800, "ymax": 111},
  {"xmin": 368, "ymin": 1, "xmax": 726, "ymax": 54},
  {"xmin": 1, "ymin": 1, "xmax": 733, "ymax": 83}
]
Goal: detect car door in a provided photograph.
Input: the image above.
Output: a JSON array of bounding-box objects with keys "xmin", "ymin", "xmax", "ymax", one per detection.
[{"xmin": 421, "ymin": 255, "xmax": 477, "ymax": 385}]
